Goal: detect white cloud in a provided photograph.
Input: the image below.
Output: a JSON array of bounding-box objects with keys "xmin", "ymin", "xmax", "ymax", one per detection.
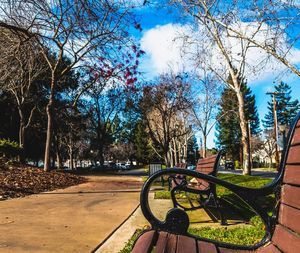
[
  {"xmin": 139, "ymin": 21, "xmax": 300, "ymax": 84},
  {"xmin": 140, "ymin": 23, "xmax": 193, "ymax": 77}
]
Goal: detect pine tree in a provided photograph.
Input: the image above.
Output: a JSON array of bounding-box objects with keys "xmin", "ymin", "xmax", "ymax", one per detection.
[
  {"xmin": 216, "ymin": 76, "xmax": 260, "ymax": 161},
  {"xmin": 187, "ymin": 135, "xmax": 199, "ymax": 164},
  {"xmin": 263, "ymin": 82, "xmax": 300, "ymax": 128}
]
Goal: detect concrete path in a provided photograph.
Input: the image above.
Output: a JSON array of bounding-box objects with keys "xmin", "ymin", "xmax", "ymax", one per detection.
[
  {"xmin": 96, "ymin": 194, "xmax": 173, "ymax": 253},
  {"xmin": 0, "ymin": 175, "xmax": 143, "ymax": 253}
]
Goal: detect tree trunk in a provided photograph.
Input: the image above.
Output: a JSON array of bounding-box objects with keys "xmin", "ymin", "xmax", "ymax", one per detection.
[
  {"xmin": 203, "ymin": 134, "xmax": 207, "ymax": 158},
  {"xmin": 44, "ymin": 100, "xmax": 53, "ymax": 171},
  {"xmin": 69, "ymin": 146, "xmax": 74, "ymax": 170},
  {"xmin": 173, "ymin": 139, "xmax": 178, "ymax": 165},
  {"xmin": 235, "ymin": 87, "xmax": 251, "ymax": 175},
  {"xmin": 56, "ymin": 152, "xmax": 62, "ymax": 170},
  {"xmin": 44, "ymin": 76, "xmax": 55, "ymax": 172},
  {"xmin": 19, "ymin": 119, "xmax": 25, "ymax": 148},
  {"xmin": 19, "ymin": 123, "xmax": 26, "ymax": 163},
  {"xmin": 165, "ymin": 149, "xmax": 171, "ymax": 167}
]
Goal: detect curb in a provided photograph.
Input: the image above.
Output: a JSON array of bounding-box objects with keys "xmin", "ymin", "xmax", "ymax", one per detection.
[{"xmin": 91, "ymin": 204, "xmax": 142, "ymax": 253}]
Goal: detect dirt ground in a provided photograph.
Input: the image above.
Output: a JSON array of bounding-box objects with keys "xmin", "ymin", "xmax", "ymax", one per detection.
[{"xmin": 0, "ymin": 175, "xmax": 143, "ymax": 253}]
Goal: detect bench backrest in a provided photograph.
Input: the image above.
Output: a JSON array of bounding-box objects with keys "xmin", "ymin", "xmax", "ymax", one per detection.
[
  {"xmin": 194, "ymin": 153, "xmax": 220, "ymax": 190},
  {"xmin": 175, "ymin": 163, "xmax": 187, "ymax": 169},
  {"xmin": 271, "ymin": 117, "xmax": 300, "ymax": 252}
]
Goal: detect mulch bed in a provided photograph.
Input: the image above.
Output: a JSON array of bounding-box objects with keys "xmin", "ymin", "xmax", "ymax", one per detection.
[{"xmin": 0, "ymin": 159, "xmax": 87, "ymax": 200}]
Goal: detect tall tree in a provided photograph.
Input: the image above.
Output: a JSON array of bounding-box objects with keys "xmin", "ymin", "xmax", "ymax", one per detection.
[
  {"xmin": 187, "ymin": 134, "xmax": 199, "ymax": 164},
  {"xmin": 134, "ymin": 121, "xmax": 150, "ymax": 164},
  {"xmin": 166, "ymin": 0, "xmax": 266, "ymax": 174},
  {"xmin": 86, "ymin": 87, "xmax": 125, "ymax": 168},
  {"xmin": 186, "ymin": 0, "xmax": 300, "ymax": 78},
  {"xmin": 140, "ymin": 73, "xmax": 192, "ymax": 166},
  {"xmin": 263, "ymin": 82, "xmax": 300, "ymax": 128},
  {"xmin": 192, "ymin": 73, "xmax": 220, "ymax": 158},
  {"xmin": 0, "ymin": 28, "xmax": 47, "ymax": 151},
  {"xmin": 216, "ymin": 76, "xmax": 260, "ymax": 163},
  {"xmin": 0, "ymin": 0, "xmax": 137, "ymax": 171}
]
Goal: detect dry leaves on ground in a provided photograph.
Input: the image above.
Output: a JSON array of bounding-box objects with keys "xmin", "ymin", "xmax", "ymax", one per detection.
[{"xmin": 0, "ymin": 159, "xmax": 87, "ymax": 200}]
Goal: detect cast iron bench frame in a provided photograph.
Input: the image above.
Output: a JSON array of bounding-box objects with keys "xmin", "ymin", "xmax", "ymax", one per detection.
[
  {"xmin": 169, "ymin": 152, "xmax": 226, "ymax": 225},
  {"xmin": 132, "ymin": 112, "xmax": 300, "ymax": 252}
]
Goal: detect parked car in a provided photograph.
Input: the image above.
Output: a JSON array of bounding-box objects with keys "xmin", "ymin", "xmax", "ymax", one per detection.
[
  {"xmin": 187, "ymin": 164, "xmax": 196, "ymax": 170},
  {"xmin": 115, "ymin": 163, "xmax": 127, "ymax": 170},
  {"xmin": 225, "ymin": 161, "xmax": 234, "ymax": 170}
]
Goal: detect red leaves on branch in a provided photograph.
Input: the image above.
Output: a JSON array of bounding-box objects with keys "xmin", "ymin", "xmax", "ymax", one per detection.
[{"xmin": 88, "ymin": 43, "xmax": 145, "ymax": 89}]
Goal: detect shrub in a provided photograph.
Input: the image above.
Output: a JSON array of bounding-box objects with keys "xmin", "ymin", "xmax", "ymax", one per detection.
[{"xmin": 0, "ymin": 138, "xmax": 23, "ymax": 158}]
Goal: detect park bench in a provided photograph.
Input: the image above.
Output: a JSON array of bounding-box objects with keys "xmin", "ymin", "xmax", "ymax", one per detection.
[
  {"xmin": 168, "ymin": 163, "xmax": 187, "ymax": 190},
  {"xmin": 132, "ymin": 112, "xmax": 300, "ymax": 253},
  {"xmin": 169, "ymin": 153, "xmax": 226, "ymax": 225}
]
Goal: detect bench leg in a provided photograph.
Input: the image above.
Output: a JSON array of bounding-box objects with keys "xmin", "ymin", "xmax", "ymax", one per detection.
[{"xmin": 212, "ymin": 193, "xmax": 227, "ymax": 225}]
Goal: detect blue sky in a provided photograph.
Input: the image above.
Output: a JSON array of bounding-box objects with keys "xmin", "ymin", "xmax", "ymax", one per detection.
[{"xmin": 131, "ymin": 3, "xmax": 300, "ymax": 148}]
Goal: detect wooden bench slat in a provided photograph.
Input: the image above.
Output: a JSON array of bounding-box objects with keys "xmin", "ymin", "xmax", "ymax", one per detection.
[
  {"xmin": 176, "ymin": 235, "xmax": 197, "ymax": 253},
  {"xmin": 192, "ymin": 180, "xmax": 210, "ymax": 190},
  {"xmin": 156, "ymin": 231, "xmax": 169, "ymax": 253},
  {"xmin": 272, "ymin": 224, "xmax": 300, "ymax": 253},
  {"xmin": 256, "ymin": 243, "xmax": 281, "ymax": 253},
  {"xmin": 165, "ymin": 233, "xmax": 177, "ymax": 253},
  {"xmin": 197, "ymin": 160, "xmax": 216, "ymax": 165},
  {"xmin": 281, "ymin": 184, "xmax": 300, "ymax": 209},
  {"xmin": 279, "ymin": 203, "xmax": 300, "ymax": 234},
  {"xmin": 291, "ymin": 127, "xmax": 300, "ymax": 144},
  {"xmin": 175, "ymin": 163, "xmax": 187, "ymax": 169},
  {"xmin": 197, "ymin": 241, "xmax": 218, "ymax": 252},
  {"xmin": 218, "ymin": 247, "xmax": 253, "ymax": 252},
  {"xmin": 283, "ymin": 165, "xmax": 300, "ymax": 186},
  {"xmin": 286, "ymin": 145, "xmax": 300, "ymax": 164},
  {"xmin": 196, "ymin": 167, "xmax": 213, "ymax": 172},
  {"xmin": 131, "ymin": 230, "xmax": 156, "ymax": 253},
  {"xmin": 197, "ymin": 156, "xmax": 217, "ymax": 164},
  {"xmin": 196, "ymin": 164, "xmax": 214, "ymax": 169}
]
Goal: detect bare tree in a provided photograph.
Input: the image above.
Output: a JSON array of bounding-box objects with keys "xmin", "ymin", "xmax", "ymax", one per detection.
[
  {"xmin": 0, "ymin": 0, "xmax": 136, "ymax": 171},
  {"xmin": 170, "ymin": 0, "xmax": 265, "ymax": 174},
  {"xmin": 190, "ymin": 0, "xmax": 300, "ymax": 78},
  {"xmin": 192, "ymin": 73, "xmax": 220, "ymax": 157},
  {"xmin": 141, "ymin": 73, "xmax": 192, "ymax": 166},
  {"xmin": 0, "ymin": 28, "xmax": 47, "ymax": 151},
  {"xmin": 170, "ymin": 114, "xmax": 193, "ymax": 166},
  {"xmin": 261, "ymin": 130, "xmax": 277, "ymax": 168}
]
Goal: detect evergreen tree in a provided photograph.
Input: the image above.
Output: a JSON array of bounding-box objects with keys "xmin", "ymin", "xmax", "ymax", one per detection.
[
  {"xmin": 263, "ymin": 82, "xmax": 300, "ymax": 128},
  {"xmin": 187, "ymin": 135, "xmax": 199, "ymax": 164},
  {"xmin": 216, "ymin": 76, "xmax": 260, "ymax": 161},
  {"xmin": 133, "ymin": 121, "xmax": 155, "ymax": 164}
]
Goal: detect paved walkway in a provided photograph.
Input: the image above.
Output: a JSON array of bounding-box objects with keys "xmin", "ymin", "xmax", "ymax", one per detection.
[{"xmin": 0, "ymin": 176, "xmax": 143, "ymax": 253}]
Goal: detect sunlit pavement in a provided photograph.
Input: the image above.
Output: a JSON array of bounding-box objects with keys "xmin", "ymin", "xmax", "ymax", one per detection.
[{"xmin": 0, "ymin": 176, "xmax": 143, "ymax": 253}]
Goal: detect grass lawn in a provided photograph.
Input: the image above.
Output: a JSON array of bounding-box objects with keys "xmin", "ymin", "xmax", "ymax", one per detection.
[{"xmin": 120, "ymin": 174, "xmax": 275, "ymax": 252}]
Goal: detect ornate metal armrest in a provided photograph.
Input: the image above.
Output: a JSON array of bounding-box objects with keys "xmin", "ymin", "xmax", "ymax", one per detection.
[{"xmin": 141, "ymin": 168, "xmax": 280, "ymax": 249}]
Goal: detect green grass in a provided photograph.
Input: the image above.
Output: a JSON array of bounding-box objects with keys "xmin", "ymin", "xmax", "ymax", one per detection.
[
  {"xmin": 218, "ymin": 173, "xmax": 272, "ymax": 188},
  {"xmin": 118, "ymin": 229, "xmax": 142, "ymax": 253},
  {"xmin": 188, "ymin": 216, "xmax": 265, "ymax": 245},
  {"xmin": 154, "ymin": 190, "xmax": 171, "ymax": 199},
  {"xmin": 154, "ymin": 174, "xmax": 273, "ymax": 199}
]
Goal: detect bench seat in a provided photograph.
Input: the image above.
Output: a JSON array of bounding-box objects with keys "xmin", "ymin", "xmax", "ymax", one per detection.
[{"xmin": 132, "ymin": 112, "xmax": 300, "ymax": 253}]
